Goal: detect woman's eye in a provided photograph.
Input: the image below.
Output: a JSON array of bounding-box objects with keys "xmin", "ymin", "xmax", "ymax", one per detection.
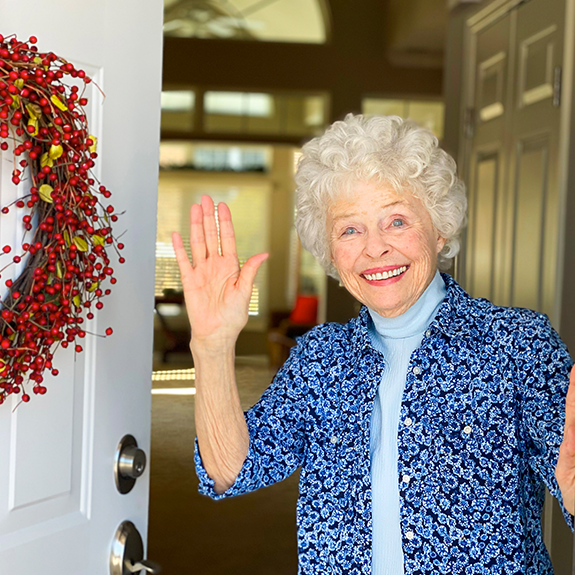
[
  {"xmin": 342, "ymin": 227, "xmax": 357, "ymax": 236},
  {"xmin": 391, "ymin": 219, "xmax": 404, "ymax": 228}
]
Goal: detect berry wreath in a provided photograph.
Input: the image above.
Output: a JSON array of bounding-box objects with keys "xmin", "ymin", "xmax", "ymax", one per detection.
[{"xmin": 0, "ymin": 34, "xmax": 124, "ymax": 406}]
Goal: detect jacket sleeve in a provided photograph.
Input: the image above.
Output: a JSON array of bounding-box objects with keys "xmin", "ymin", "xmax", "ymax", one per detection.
[
  {"xmin": 517, "ymin": 312, "xmax": 575, "ymax": 531},
  {"xmin": 194, "ymin": 335, "xmax": 310, "ymax": 500}
]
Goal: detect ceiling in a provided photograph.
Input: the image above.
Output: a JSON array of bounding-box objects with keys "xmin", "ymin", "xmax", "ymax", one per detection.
[
  {"xmin": 163, "ymin": 0, "xmax": 451, "ymax": 68},
  {"xmin": 163, "ymin": 0, "xmax": 327, "ymax": 43}
]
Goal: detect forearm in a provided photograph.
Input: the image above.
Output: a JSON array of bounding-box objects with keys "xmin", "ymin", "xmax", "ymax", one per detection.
[{"xmin": 192, "ymin": 340, "xmax": 249, "ymax": 494}]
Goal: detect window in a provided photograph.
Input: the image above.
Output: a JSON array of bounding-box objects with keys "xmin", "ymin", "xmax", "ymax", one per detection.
[
  {"xmin": 156, "ymin": 165, "xmax": 270, "ymax": 330},
  {"xmin": 287, "ymin": 151, "xmax": 326, "ymax": 321},
  {"xmin": 204, "ymin": 90, "xmax": 329, "ymax": 136},
  {"xmin": 163, "ymin": 0, "xmax": 328, "ymax": 44},
  {"xmin": 161, "ymin": 90, "xmax": 196, "ymax": 132},
  {"xmin": 159, "ymin": 141, "xmax": 271, "ymax": 171},
  {"xmin": 362, "ymin": 98, "xmax": 445, "ymax": 139}
]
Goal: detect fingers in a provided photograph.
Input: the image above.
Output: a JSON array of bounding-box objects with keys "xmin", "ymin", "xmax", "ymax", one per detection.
[
  {"xmin": 189, "ymin": 203, "xmax": 207, "ymax": 265},
  {"xmin": 172, "ymin": 231, "xmax": 193, "ymax": 280},
  {"xmin": 185, "ymin": 196, "xmax": 240, "ymax": 266},
  {"xmin": 218, "ymin": 202, "xmax": 237, "ymax": 258},
  {"xmin": 238, "ymin": 253, "xmax": 269, "ymax": 292},
  {"xmin": 201, "ymin": 195, "xmax": 220, "ymax": 258}
]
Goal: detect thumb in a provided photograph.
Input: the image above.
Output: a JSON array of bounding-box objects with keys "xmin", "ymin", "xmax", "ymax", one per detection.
[{"xmin": 239, "ymin": 253, "xmax": 269, "ymax": 292}]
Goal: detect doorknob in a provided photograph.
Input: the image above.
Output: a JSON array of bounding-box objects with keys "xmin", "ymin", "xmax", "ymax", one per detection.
[
  {"xmin": 115, "ymin": 435, "xmax": 147, "ymax": 494},
  {"xmin": 110, "ymin": 520, "xmax": 162, "ymax": 575}
]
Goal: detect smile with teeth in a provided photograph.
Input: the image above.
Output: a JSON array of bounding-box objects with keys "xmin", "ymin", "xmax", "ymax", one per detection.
[{"xmin": 363, "ymin": 266, "xmax": 408, "ymax": 281}]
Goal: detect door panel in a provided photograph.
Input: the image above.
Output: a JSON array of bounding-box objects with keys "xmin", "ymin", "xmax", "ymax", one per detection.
[
  {"xmin": 508, "ymin": 0, "xmax": 563, "ymax": 320},
  {"xmin": 466, "ymin": 13, "xmax": 511, "ymax": 304},
  {"xmin": 0, "ymin": 2, "xmax": 163, "ymax": 573},
  {"xmin": 518, "ymin": 25, "xmax": 558, "ymax": 107},
  {"xmin": 469, "ymin": 152, "xmax": 500, "ymax": 300},
  {"xmin": 510, "ymin": 136, "xmax": 549, "ymax": 310},
  {"xmin": 465, "ymin": 0, "xmax": 564, "ymax": 323}
]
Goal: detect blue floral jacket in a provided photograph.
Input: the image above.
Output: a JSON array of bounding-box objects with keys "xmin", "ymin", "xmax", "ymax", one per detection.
[{"xmin": 195, "ymin": 273, "xmax": 574, "ymax": 574}]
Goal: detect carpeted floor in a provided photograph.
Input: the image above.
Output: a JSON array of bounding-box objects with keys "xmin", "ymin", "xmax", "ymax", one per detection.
[{"xmin": 148, "ymin": 355, "xmax": 300, "ymax": 575}]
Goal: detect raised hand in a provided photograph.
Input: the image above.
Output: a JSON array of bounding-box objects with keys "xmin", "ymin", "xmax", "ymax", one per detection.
[
  {"xmin": 556, "ymin": 365, "xmax": 575, "ymax": 516},
  {"xmin": 171, "ymin": 195, "xmax": 268, "ymax": 347}
]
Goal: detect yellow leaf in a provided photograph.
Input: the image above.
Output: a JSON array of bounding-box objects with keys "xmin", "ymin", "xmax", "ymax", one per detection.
[
  {"xmin": 50, "ymin": 94, "xmax": 68, "ymax": 112},
  {"xmin": 56, "ymin": 261, "xmax": 63, "ymax": 278},
  {"xmin": 87, "ymin": 282, "xmax": 99, "ymax": 292},
  {"xmin": 40, "ymin": 152, "xmax": 54, "ymax": 168},
  {"xmin": 48, "ymin": 144, "xmax": 63, "ymax": 160},
  {"xmin": 33, "ymin": 56, "xmax": 42, "ymax": 65},
  {"xmin": 63, "ymin": 230, "xmax": 71, "ymax": 246},
  {"xmin": 88, "ymin": 135, "xmax": 97, "ymax": 153},
  {"xmin": 25, "ymin": 103, "xmax": 42, "ymax": 119},
  {"xmin": 14, "ymin": 79, "xmax": 23, "ymax": 90},
  {"xmin": 38, "ymin": 184, "xmax": 54, "ymax": 203},
  {"xmin": 7, "ymin": 333, "xmax": 15, "ymax": 341},
  {"xmin": 73, "ymin": 295, "xmax": 81, "ymax": 308},
  {"xmin": 10, "ymin": 94, "xmax": 19, "ymax": 108},
  {"xmin": 72, "ymin": 237, "xmax": 88, "ymax": 252},
  {"xmin": 27, "ymin": 117, "xmax": 38, "ymax": 137},
  {"xmin": 92, "ymin": 234, "xmax": 104, "ymax": 247}
]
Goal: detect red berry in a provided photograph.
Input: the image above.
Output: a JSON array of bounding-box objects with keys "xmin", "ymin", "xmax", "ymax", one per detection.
[{"xmin": 105, "ymin": 327, "xmax": 113, "ymax": 336}]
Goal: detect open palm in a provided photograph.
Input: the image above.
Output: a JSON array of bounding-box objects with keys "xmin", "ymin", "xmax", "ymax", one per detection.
[{"xmin": 171, "ymin": 195, "xmax": 268, "ymax": 345}]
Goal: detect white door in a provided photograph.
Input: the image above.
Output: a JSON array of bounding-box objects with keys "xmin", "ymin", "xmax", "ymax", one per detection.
[{"xmin": 0, "ymin": 1, "xmax": 163, "ymax": 573}]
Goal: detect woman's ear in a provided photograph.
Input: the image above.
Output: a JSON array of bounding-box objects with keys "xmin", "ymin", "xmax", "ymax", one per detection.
[{"xmin": 436, "ymin": 235, "xmax": 447, "ymax": 253}]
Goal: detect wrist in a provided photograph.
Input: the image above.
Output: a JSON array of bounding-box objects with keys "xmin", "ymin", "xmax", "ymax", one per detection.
[{"xmin": 190, "ymin": 336, "xmax": 236, "ymax": 357}]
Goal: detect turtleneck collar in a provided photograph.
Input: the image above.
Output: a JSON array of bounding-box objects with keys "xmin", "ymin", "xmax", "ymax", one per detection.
[{"xmin": 367, "ymin": 270, "xmax": 446, "ymax": 339}]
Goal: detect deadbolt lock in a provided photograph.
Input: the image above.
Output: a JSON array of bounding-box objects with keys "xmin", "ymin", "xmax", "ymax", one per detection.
[{"xmin": 115, "ymin": 434, "xmax": 147, "ymax": 494}]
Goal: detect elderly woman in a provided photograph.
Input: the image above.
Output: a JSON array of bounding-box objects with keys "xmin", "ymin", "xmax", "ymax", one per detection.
[{"xmin": 172, "ymin": 114, "xmax": 575, "ymax": 575}]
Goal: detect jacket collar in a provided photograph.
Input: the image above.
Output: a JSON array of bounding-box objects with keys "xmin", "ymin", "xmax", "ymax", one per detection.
[{"xmin": 349, "ymin": 272, "xmax": 484, "ymax": 358}]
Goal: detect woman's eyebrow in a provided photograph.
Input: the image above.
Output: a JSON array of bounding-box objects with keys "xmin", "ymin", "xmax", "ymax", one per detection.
[
  {"xmin": 379, "ymin": 200, "xmax": 406, "ymax": 211},
  {"xmin": 332, "ymin": 200, "xmax": 407, "ymax": 222}
]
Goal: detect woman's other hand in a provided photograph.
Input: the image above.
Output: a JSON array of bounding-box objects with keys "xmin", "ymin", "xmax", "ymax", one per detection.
[
  {"xmin": 556, "ymin": 365, "xmax": 575, "ymax": 516},
  {"xmin": 171, "ymin": 195, "xmax": 268, "ymax": 348}
]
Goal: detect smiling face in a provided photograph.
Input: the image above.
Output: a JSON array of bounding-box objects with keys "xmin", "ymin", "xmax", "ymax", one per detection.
[{"xmin": 327, "ymin": 180, "xmax": 446, "ymax": 318}]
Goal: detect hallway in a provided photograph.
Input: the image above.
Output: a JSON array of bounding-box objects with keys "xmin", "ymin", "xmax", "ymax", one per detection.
[{"xmin": 148, "ymin": 356, "xmax": 300, "ymax": 574}]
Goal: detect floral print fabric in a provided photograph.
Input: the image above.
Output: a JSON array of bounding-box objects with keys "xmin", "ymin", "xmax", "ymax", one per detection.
[{"xmin": 194, "ymin": 272, "xmax": 574, "ymax": 574}]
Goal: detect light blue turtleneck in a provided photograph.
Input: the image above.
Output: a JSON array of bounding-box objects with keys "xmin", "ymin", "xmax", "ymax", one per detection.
[{"xmin": 368, "ymin": 270, "xmax": 446, "ymax": 575}]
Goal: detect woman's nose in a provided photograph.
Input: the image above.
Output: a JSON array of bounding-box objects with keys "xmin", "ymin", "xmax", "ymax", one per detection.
[{"xmin": 363, "ymin": 230, "xmax": 390, "ymax": 259}]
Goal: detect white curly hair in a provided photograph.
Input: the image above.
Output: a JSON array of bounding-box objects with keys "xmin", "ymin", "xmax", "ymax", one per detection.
[{"xmin": 294, "ymin": 113, "xmax": 468, "ymax": 279}]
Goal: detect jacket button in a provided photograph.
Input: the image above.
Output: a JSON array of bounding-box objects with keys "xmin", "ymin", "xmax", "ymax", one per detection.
[
  {"xmin": 463, "ymin": 426, "xmax": 472, "ymax": 435},
  {"xmin": 412, "ymin": 366, "xmax": 421, "ymax": 375},
  {"xmin": 406, "ymin": 531, "xmax": 415, "ymax": 540},
  {"xmin": 425, "ymin": 330, "xmax": 431, "ymax": 337},
  {"xmin": 402, "ymin": 474, "xmax": 411, "ymax": 484},
  {"xmin": 404, "ymin": 417, "xmax": 412, "ymax": 427},
  {"xmin": 330, "ymin": 436, "xmax": 338, "ymax": 444}
]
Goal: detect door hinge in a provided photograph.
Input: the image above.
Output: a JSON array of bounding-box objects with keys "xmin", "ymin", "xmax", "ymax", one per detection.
[{"xmin": 553, "ymin": 66, "xmax": 562, "ymax": 108}]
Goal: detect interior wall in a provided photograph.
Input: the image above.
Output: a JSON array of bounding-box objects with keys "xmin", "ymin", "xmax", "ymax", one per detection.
[{"xmin": 385, "ymin": 0, "xmax": 448, "ymax": 68}]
